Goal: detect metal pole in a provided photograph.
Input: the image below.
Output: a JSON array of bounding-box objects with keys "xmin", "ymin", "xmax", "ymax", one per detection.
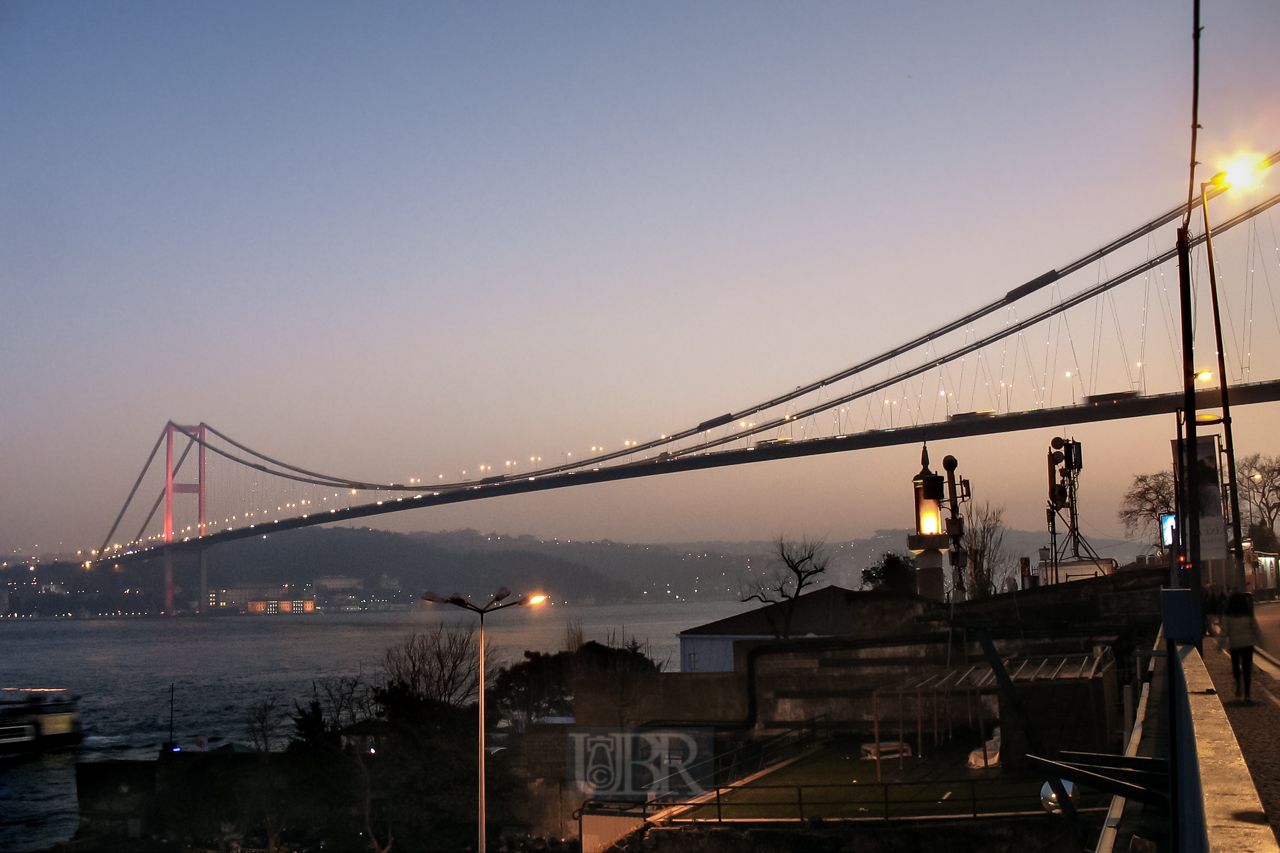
[
  {"xmin": 898, "ymin": 691, "xmax": 905, "ymax": 771},
  {"xmin": 479, "ymin": 611, "xmax": 486, "ymax": 853},
  {"xmin": 1177, "ymin": 225, "xmax": 1201, "ymax": 589},
  {"xmin": 1166, "ymin": 638, "xmax": 1180, "ymax": 853},
  {"xmin": 1174, "ymin": 410, "xmax": 1186, "ymax": 587},
  {"xmin": 916, "ymin": 689, "xmax": 923, "ymax": 760},
  {"xmin": 933, "ymin": 690, "xmax": 939, "ymax": 746},
  {"xmin": 1202, "ymin": 184, "xmax": 1246, "ymax": 590},
  {"xmin": 873, "ymin": 691, "xmax": 881, "ymax": 782},
  {"xmin": 978, "ymin": 695, "xmax": 988, "ymax": 769}
]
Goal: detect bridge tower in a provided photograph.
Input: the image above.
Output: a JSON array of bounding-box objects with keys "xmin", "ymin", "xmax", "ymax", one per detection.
[{"xmin": 162, "ymin": 423, "xmax": 207, "ymax": 613}]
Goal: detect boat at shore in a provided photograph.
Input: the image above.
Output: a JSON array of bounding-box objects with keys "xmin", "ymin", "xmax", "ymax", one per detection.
[{"xmin": 0, "ymin": 688, "xmax": 83, "ymax": 755}]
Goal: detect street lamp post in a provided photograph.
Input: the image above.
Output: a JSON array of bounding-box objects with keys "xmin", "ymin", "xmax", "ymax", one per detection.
[
  {"xmin": 421, "ymin": 588, "xmax": 547, "ymax": 853},
  {"xmin": 1201, "ymin": 173, "xmax": 1245, "ymax": 589}
]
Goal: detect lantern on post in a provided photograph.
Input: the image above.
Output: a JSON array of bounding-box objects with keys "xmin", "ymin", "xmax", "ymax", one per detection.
[
  {"xmin": 914, "ymin": 451, "xmax": 944, "ymax": 536},
  {"xmin": 908, "ymin": 445, "xmax": 951, "ymax": 601}
]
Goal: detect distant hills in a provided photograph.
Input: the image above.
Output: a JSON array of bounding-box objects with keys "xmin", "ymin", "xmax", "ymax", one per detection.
[{"xmin": 196, "ymin": 525, "xmax": 1150, "ymax": 605}]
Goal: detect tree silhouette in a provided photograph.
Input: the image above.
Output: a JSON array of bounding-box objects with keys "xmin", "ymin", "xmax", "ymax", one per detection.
[
  {"xmin": 1118, "ymin": 471, "xmax": 1176, "ymax": 551},
  {"xmin": 862, "ymin": 551, "xmax": 916, "ymax": 596},
  {"xmin": 741, "ymin": 536, "xmax": 830, "ymax": 639},
  {"xmin": 962, "ymin": 501, "xmax": 1008, "ymax": 597}
]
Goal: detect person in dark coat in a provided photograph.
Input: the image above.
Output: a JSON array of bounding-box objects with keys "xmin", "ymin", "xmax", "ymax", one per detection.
[{"xmin": 1219, "ymin": 592, "xmax": 1264, "ymax": 701}]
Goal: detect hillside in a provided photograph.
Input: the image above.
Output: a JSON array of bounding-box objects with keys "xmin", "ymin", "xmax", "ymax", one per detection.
[{"xmin": 201, "ymin": 524, "xmax": 1148, "ymax": 604}]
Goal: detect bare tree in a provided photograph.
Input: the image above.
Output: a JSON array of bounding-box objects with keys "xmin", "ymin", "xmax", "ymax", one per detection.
[
  {"xmin": 244, "ymin": 694, "xmax": 287, "ymax": 753},
  {"xmin": 564, "ymin": 617, "xmax": 585, "ymax": 653},
  {"xmin": 383, "ymin": 623, "xmax": 488, "ymax": 707},
  {"xmin": 1117, "ymin": 471, "xmax": 1176, "ymax": 550},
  {"xmin": 1237, "ymin": 453, "xmax": 1280, "ymax": 533},
  {"xmin": 242, "ymin": 695, "xmax": 288, "ymax": 853},
  {"xmin": 312, "ymin": 672, "xmax": 378, "ymax": 732},
  {"xmin": 962, "ymin": 501, "xmax": 1008, "ymax": 598},
  {"xmin": 741, "ymin": 535, "xmax": 829, "ymax": 638}
]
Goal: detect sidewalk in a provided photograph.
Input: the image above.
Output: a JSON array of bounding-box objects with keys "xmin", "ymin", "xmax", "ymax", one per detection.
[{"xmin": 1199, "ymin": 641, "xmax": 1280, "ymax": 843}]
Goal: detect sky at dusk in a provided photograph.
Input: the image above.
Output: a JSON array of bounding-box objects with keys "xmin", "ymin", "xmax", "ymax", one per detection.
[{"xmin": 3, "ymin": 2, "xmax": 1280, "ymax": 560}]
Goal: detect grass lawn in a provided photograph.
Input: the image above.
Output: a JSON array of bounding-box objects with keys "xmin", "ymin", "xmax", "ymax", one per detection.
[{"xmin": 682, "ymin": 735, "xmax": 1104, "ymax": 822}]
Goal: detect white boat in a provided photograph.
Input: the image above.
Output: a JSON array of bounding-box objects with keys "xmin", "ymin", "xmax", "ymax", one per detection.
[{"xmin": 0, "ymin": 688, "xmax": 84, "ymax": 755}]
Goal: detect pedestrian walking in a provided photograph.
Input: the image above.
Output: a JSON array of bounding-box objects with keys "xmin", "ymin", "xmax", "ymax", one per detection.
[
  {"xmin": 1205, "ymin": 584, "xmax": 1227, "ymax": 635},
  {"xmin": 1219, "ymin": 592, "xmax": 1264, "ymax": 701}
]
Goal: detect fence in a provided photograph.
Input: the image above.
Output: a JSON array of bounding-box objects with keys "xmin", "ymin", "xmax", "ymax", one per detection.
[
  {"xmin": 575, "ymin": 717, "xmax": 829, "ymax": 852},
  {"xmin": 712, "ymin": 715, "xmax": 829, "ymax": 786},
  {"xmin": 582, "ymin": 776, "xmax": 1105, "ymax": 829}
]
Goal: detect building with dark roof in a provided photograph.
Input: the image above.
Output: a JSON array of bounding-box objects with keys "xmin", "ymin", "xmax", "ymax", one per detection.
[{"xmin": 678, "ymin": 585, "xmax": 939, "ymax": 672}]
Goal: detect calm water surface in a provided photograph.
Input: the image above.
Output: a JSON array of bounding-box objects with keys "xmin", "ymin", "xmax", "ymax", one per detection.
[{"xmin": 0, "ymin": 600, "xmax": 745, "ymax": 851}]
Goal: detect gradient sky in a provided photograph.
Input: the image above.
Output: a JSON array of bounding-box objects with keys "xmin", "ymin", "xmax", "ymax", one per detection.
[{"xmin": 3, "ymin": 2, "xmax": 1280, "ymax": 559}]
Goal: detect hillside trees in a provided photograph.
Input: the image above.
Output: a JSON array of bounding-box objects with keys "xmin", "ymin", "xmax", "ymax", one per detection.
[
  {"xmin": 492, "ymin": 637, "xmax": 663, "ymax": 731},
  {"xmin": 861, "ymin": 551, "xmax": 916, "ymax": 595}
]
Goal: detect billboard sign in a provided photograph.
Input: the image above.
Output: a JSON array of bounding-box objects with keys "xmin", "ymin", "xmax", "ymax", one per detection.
[
  {"xmin": 1170, "ymin": 435, "xmax": 1227, "ymax": 560},
  {"xmin": 1161, "ymin": 513, "xmax": 1177, "ymax": 549}
]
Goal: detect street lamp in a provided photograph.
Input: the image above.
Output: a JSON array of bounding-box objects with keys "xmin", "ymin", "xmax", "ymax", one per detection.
[
  {"xmin": 1201, "ymin": 167, "xmax": 1249, "ymax": 589},
  {"xmin": 421, "ymin": 588, "xmax": 547, "ymax": 853}
]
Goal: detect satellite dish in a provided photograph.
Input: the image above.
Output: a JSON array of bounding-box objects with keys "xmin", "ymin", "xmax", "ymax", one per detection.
[{"xmin": 195, "ymin": 734, "xmax": 209, "ymax": 752}]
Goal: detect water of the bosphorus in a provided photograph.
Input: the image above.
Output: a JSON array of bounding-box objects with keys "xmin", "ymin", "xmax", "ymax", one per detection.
[{"xmin": 0, "ymin": 600, "xmax": 745, "ymax": 851}]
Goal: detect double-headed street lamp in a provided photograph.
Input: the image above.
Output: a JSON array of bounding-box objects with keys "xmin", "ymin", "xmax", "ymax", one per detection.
[
  {"xmin": 421, "ymin": 588, "xmax": 547, "ymax": 853},
  {"xmin": 1176, "ymin": 154, "xmax": 1271, "ymax": 594}
]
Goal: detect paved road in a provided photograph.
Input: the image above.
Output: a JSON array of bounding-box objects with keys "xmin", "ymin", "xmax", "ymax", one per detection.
[{"xmin": 1257, "ymin": 601, "xmax": 1280, "ymax": 660}]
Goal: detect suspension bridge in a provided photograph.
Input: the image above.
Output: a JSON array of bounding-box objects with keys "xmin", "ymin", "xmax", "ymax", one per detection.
[{"xmin": 91, "ymin": 152, "xmax": 1280, "ymax": 609}]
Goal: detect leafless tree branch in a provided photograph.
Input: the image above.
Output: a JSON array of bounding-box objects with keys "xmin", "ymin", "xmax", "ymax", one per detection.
[
  {"xmin": 962, "ymin": 501, "xmax": 1008, "ymax": 598},
  {"xmin": 1117, "ymin": 471, "xmax": 1176, "ymax": 549},
  {"xmin": 382, "ymin": 623, "xmax": 490, "ymax": 707},
  {"xmin": 740, "ymin": 535, "xmax": 830, "ymax": 638}
]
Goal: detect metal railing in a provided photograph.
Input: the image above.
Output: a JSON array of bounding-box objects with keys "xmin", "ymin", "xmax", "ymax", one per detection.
[
  {"xmin": 581, "ymin": 776, "xmax": 1107, "ymax": 825},
  {"xmin": 711, "ymin": 715, "xmax": 829, "ymax": 787}
]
